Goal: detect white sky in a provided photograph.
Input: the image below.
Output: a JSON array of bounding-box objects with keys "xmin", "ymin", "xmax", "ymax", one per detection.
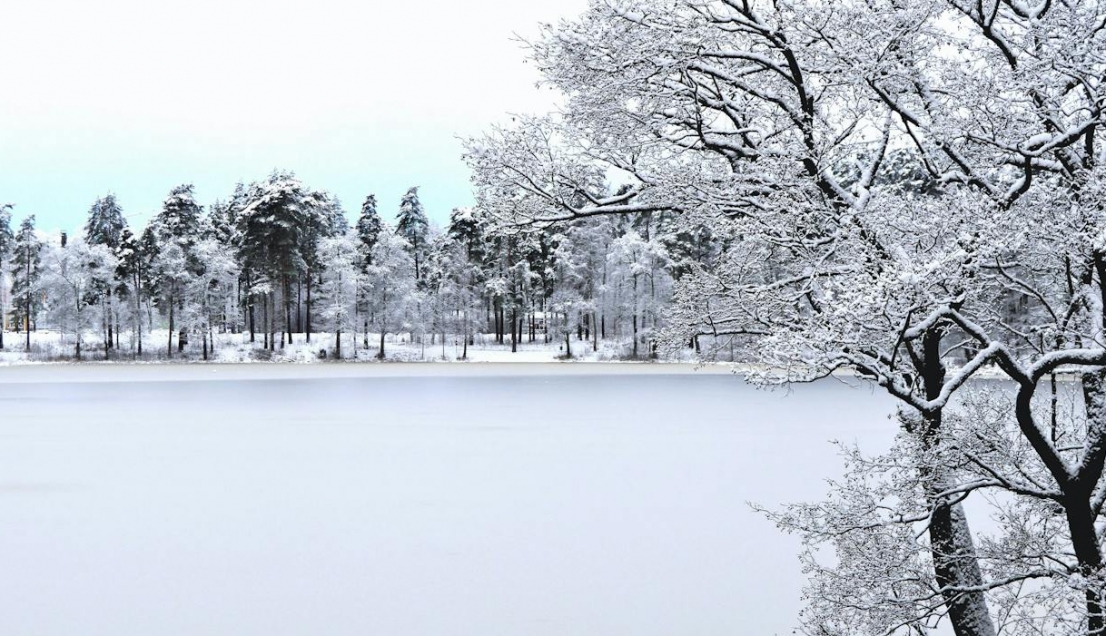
[{"xmin": 0, "ymin": 0, "xmax": 587, "ymax": 232}]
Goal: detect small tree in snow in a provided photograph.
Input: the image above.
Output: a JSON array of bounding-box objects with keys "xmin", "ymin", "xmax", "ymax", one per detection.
[
  {"xmin": 318, "ymin": 232, "xmax": 361, "ymax": 358},
  {"xmin": 365, "ymin": 229, "xmax": 417, "ymax": 359}
]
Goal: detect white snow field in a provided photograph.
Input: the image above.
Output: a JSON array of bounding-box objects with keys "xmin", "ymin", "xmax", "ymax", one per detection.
[{"xmin": 0, "ymin": 364, "xmax": 893, "ymax": 636}]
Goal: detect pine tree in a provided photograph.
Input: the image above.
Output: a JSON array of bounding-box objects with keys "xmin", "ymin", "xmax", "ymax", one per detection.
[
  {"xmin": 158, "ymin": 185, "xmax": 203, "ymax": 242},
  {"xmin": 84, "ymin": 194, "xmax": 127, "ymax": 250},
  {"xmin": 236, "ymin": 171, "xmax": 327, "ymax": 350},
  {"xmin": 116, "ymin": 227, "xmax": 147, "ymax": 356},
  {"xmin": 396, "ymin": 187, "xmax": 429, "ymax": 282},
  {"xmin": 355, "ymin": 195, "xmax": 383, "ymax": 267},
  {"xmin": 0, "ymin": 204, "xmax": 13, "ymax": 350},
  {"xmin": 84, "ymin": 194, "xmax": 129, "ymax": 353},
  {"xmin": 152, "ymin": 184, "xmax": 204, "ymax": 355},
  {"xmin": 10, "ymin": 216, "xmax": 42, "ymax": 352}
]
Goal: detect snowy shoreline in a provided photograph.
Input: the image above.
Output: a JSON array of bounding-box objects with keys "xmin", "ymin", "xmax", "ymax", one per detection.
[{"xmin": 0, "ymin": 359, "xmax": 749, "ymax": 384}]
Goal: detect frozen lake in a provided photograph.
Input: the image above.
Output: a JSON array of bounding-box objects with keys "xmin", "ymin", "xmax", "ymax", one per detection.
[{"xmin": 0, "ymin": 364, "xmax": 894, "ymax": 635}]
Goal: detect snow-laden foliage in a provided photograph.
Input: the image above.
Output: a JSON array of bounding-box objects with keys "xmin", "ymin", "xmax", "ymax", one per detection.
[{"xmin": 464, "ymin": 1, "xmax": 1106, "ymax": 634}]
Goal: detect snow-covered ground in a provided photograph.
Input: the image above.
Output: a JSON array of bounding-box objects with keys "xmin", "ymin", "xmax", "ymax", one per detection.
[
  {"xmin": 0, "ymin": 365, "xmax": 894, "ymax": 636},
  {"xmin": 0, "ymin": 329, "xmax": 718, "ymax": 365}
]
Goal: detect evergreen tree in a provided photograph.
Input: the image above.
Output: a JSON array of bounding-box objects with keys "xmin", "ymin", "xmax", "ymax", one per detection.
[
  {"xmin": 300, "ymin": 191, "xmax": 345, "ymax": 343},
  {"xmin": 152, "ymin": 184, "xmax": 204, "ymax": 355},
  {"xmin": 10, "ymin": 216, "xmax": 42, "ymax": 352},
  {"xmin": 236, "ymin": 171, "xmax": 327, "ymax": 349},
  {"xmin": 396, "ymin": 187, "xmax": 429, "ymax": 282},
  {"xmin": 447, "ymin": 207, "xmax": 487, "ymax": 264},
  {"xmin": 116, "ymin": 227, "xmax": 147, "ymax": 355},
  {"xmin": 84, "ymin": 194, "xmax": 129, "ymax": 353},
  {"xmin": 84, "ymin": 194, "xmax": 127, "ymax": 250},
  {"xmin": 206, "ymin": 198, "xmax": 238, "ymax": 246},
  {"xmin": 355, "ymin": 194, "xmax": 383, "ymax": 267},
  {"xmin": 0, "ymin": 204, "xmax": 13, "ymax": 350}
]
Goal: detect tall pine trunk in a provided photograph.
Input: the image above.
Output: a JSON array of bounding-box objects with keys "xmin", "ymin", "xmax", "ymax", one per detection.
[
  {"xmin": 511, "ymin": 307, "xmax": 517, "ymax": 353},
  {"xmin": 306, "ymin": 273, "xmax": 313, "ymax": 344},
  {"xmin": 167, "ymin": 296, "xmax": 174, "ymax": 358}
]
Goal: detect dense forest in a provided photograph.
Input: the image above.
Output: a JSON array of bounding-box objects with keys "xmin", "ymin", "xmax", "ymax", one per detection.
[{"xmin": 0, "ymin": 173, "xmax": 723, "ymax": 361}]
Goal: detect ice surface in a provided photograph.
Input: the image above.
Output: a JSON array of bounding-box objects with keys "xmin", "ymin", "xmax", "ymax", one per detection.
[{"xmin": 0, "ymin": 365, "xmax": 893, "ymax": 635}]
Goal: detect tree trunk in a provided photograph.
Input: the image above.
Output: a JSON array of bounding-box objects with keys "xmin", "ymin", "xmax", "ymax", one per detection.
[
  {"xmin": 632, "ymin": 314, "xmax": 639, "ymax": 358},
  {"xmin": 270, "ymin": 292, "xmax": 276, "ymax": 352},
  {"xmin": 1074, "ymin": 370, "xmax": 1106, "ymax": 635},
  {"xmin": 167, "ymin": 298, "xmax": 174, "ymax": 358},
  {"xmin": 107, "ymin": 290, "xmax": 114, "ymax": 350},
  {"xmin": 283, "ymin": 275, "xmax": 291, "ymax": 348},
  {"xmin": 909, "ymin": 331, "xmax": 996, "ymax": 636},
  {"xmin": 134, "ymin": 273, "xmax": 143, "ymax": 357},
  {"xmin": 306, "ymin": 273, "xmax": 313, "ymax": 344},
  {"xmin": 593, "ymin": 311, "xmax": 598, "ymax": 352}
]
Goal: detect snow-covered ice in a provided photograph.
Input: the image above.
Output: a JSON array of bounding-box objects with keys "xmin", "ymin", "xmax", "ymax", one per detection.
[{"xmin": 0, "ymin": 364, "xmax": 893, "ymax": 635}]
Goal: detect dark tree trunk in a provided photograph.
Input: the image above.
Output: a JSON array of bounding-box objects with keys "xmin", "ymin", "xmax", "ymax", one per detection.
[
  {"xmin": 592, "ymin": 312, "xmax": 598, "ymax": 352},
  {"xmin": 135, "ymin": 271, "xmax": 143, "ymax": 357},
  {"xmin": 107, "ymin": 290, "xmax": 115, "ymax": 349},
  {"xmin": 167, "ymin": 298, "xmax": 174, "ymax": 358},
  {"xmin": 283, "ymin": 275, "xmax": 291, "ymax": 348},
  {"xmin": 306, "ymin": 273, "xmax": 313, "ymax": 344},
  {"xmin": 1072, "ymin": 370, "xmax": 1106, "ymax": 636},
  {"xmin": 632, "ymin": 314, "xmax": 639, "ymax": 358},
  {"xmin": 25, "ymin": 292, "xmax": 32, "ymax": 352},
  {"xmin": 511, "ymin": 308, "xmax": 517, "ymax": 353},
  {"xmin": 912, "ymin": 332, "xmax": 996, "ymax": 636},
  {"xmin": 248, "ymin": 273, "xmax": 256, "ymax": 343}
]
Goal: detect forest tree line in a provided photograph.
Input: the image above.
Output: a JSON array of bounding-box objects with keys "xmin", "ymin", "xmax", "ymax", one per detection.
[{"xmin": 0, "ymin": 172, "xmax": 721, "ymax": 361}]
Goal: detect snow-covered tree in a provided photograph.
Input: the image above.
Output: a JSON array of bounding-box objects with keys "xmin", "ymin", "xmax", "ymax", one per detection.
[
  {"xmin": 115, "ymin": 227, "xmax": 147, "ymax": 356},
  {"xmin": 356, "ymin": 194, "xmax": 384, "ymax": 266},
  {"xmin": 188, "ymin": 237, "xmax": 239, "ymax": 360},
  {"xmin": 236, "ymin": 171, "xmax": 328, "ymax": 350},
  {"xmin": 606, "ymin": 230, "xmax": 671, "ymax": 359},
  {"xmin": 42, "ymin": 238, "xmax": 117, "ymax": 360},
  {"xmin": 10, "ymin": 215, "xmax": 42, "ymax": 352},
  {"xmin": 365, "ymin": 229, "xmax": 416, "ymax": 359},
  {"xmin": 0, "ymin": 203, "xmax": 13, "ymax": 350},
  {"xmin": 465, "ymin": 2, "xmax": 1106, "ymax": 634},
  {"xmin": 84, "ymin": 194, "xmax": 130, "ymax": 354},
  {"xmin": 84, "ymin": 194, "xmax": 127, "ymax": 250},
  {"xmin": 151, "ymin": 184, "xmax": 205, "ymax": 356},
  {"xmin": 317, "ymin": 232, "xmax": 361, "ymax": 358},
  {"xmin": 396, "ymin": 187, "xmax": 429, "ymax": 283}
]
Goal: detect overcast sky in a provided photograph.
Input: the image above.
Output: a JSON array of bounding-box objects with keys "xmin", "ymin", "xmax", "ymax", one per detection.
[{"xmin": 0, "ymin": 0, "xmax": 586, "ymax": 233}]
